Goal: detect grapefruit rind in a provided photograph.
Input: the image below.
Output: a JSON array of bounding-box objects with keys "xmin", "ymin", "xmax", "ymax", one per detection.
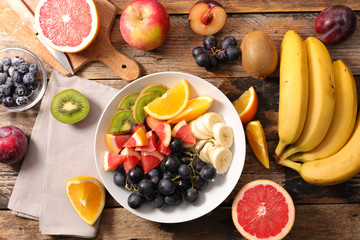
[
  {"xmin": 232, "ymin": 180, "xmax": 295, "ymax": 240},
  {"xmin": 35, "ymin": 0, "xmax": 100, "ymax": 53}
]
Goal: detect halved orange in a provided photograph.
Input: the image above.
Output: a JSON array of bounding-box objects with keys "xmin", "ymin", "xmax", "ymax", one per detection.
[
  {"xmin": 167, "ymin": 96, "xmax": 213, "ymax": 124},
  {"xmin": 246, "ymin": 120, "xmax": 269, "ymax": 169},
  {"xmin": 65, "ymin": 176, "xmax": 105, "ymax": 225},
  {"xmin": 144, "ymin": 79, "xmax": 190, "ymax": 120},
  {"xmin": 232, "ymin": 86, "xmax": 258, "ymax": 125}
]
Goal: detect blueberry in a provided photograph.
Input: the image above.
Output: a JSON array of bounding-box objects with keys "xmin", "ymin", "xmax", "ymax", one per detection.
[
  {"xmin": 170, "ymin": 137, "xmax": 184, "ymax": 153},
  {"xmin": 127, "ymin": 167, "xmax": 144, "ymax": 185},
  {"xmin": 17, "ymin": 63, "xmax": 29, "ymax": 74},
  {"xmin": 15, "ymin": 96, "xmax": 29, "ymax": 106},
  {"xmin": 5, "ymin": 77, "xmax": 14, "ymax": 89},
  {"xmin": 151, "ymin": 193, "xmax": 165, "ymax": 208},
  {"xmin": 2, "ymin": 96, "xmax": 14, "ymax": 107},
  {"xmin": 15, "ymin": 85, "xmax": 26, "ymax": 96},
  {"xmin": 113, "ymin": 172, "xmax": 126, "ymax": 187},
  {"xmin": 29, "ymin": 64, "xmax": 39, "ymax": 76},
  {"xmin": 23, "ymin": 85, "xmax": 32, "ymax": 96},
  {"xmin": 158, "ymin": 178, "xmax": 176, "ymax": 196},
  {"xmin": 23, "ymin": 72, "xmax": 35, "ymax": 85},
  {"xmin": 12, "ymin": 71, "xmax": 21, "ymax": 83},
  {"xmin": 138, "ymin": 179, "xmax": 155, "ymax": 197},
  {"xmin": 0, "ymin": 63, "xmax": 3, "ymax": 72},
  {"xmin": 178, "ymin": 164, "xmax": 192, "ymax": 179},
  {"xmin": 8, "ymin": 66, "xmax": 15, "ymax": 77},
  {"xmin": 12, "ymin": 56, "xmax": 25, "ymax": 66},
  {"xmin": 12, "ymin": 93, "xmax": 19, "ymax": 101},
  {"xmin": 0, "ymin": 85, "xmax": 11, "ymax": 96},
  {"xmin": 200, "ymin": 164, "xmax": 217, "ymax": 181},
  {"xmin": 185, "ymin": 188, "xmax": 199, "ymax": 203},
  {"xmin": 27, "ymin": 81, "xmax": 39, "ymax": 91},
  {"xmin": 127, "ymin": 192, "xmax": 144, "ymax": 209},
  {"xmin": 0, "ymin": 72, "xmax": 7, "ymax": 84},
  {"xmin": 2, "ymin": 57, "xmax": 11, "ymax": 66}
]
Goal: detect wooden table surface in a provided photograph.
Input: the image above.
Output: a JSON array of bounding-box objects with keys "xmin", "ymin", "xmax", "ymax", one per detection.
[{"xmin": 1, "ymin": 0, "xmax": 360, "ymax": 239}]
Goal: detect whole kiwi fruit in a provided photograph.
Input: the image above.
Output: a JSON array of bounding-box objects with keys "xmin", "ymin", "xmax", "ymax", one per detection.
[{"xmin": 240, "ymin": 30, "xmax": 278, "ymax": 80}]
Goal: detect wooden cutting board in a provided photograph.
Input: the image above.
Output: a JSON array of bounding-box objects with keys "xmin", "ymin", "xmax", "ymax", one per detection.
[{"xmin": 0, "ymin": 0, "xmax": 141, "ymax": 81}]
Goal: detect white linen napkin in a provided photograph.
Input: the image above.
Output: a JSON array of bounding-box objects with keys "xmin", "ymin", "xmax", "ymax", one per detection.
[{"xmin": 8, "ymin": 69, "xmax": 119, "ymax": 237}]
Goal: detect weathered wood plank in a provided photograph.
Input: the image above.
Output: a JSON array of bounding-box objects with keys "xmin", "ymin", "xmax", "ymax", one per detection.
[
  {"xmin": 0, "ymin": 204, "xmax": 359, "ymax": 239},
  {"xmin": 0, "ymin": 13, "xmax": 360, "ymax": 80},
  {"xmin": 24, "ymin": 0, "xmax": 360, "ymax": 14}
]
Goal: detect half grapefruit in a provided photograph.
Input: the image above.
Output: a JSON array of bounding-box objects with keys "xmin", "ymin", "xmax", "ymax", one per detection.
[
  {"xmin": 35, "ymin": 0, "xmax": 100, "ymax": 53},
  {"xmin": 232, "ymin": 180, "xmax": 295, "ymax": 240}
]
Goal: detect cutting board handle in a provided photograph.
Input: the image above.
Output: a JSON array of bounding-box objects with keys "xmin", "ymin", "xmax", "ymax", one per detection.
[{"xmin": 99, "ymin": 44, "xmax": 141, "ymax": 81}]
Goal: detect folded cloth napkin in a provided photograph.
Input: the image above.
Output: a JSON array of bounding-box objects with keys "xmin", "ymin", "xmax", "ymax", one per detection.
[{"xmin": 8, "ymin": 69, "xmax": 119, "ymax": 238}]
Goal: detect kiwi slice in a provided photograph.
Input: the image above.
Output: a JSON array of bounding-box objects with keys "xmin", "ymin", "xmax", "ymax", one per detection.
[
  {"xmin": 108, "ymin": 110, "xmax": 136, "ymax": 134},
  {"xmin": 50, "ymin": 89, "xmax": 90, "ymax": 124},
  {"xmin": 133, "ymin": 92, "xmax": 160, "ymax": 123},
  {"xmin": 139, "ymin": 84, "xmax": 168, "ymax": 96},
  {"xmin": 117, "ymin": 93, "xmax": 139, "ymax": 110}
]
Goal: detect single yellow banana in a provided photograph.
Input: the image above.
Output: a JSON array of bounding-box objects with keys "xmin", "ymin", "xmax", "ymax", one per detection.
[
  {"xmin": 277, "ymin": 112, "xmax": 360, "ymax": 186},
  {"xmin": 280, "ymin": 37, "xmax": 336, "ymax": 160},
  {"xmin": 290, "ymin": 60, "xmax": 357, "ymax": 162},
  {"xmin": 275, "ymin": 30, "xmax": 309, "ymax": 156}
]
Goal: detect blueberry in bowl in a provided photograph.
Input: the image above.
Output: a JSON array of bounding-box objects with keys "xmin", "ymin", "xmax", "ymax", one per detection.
[{"xmin": 0, "ymin": 47, "xmax": 47, "ymax": 112}]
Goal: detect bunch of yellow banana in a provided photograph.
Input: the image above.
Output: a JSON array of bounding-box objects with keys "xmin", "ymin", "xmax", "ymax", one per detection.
[{"xmin": 275, "ymin": 30, "xmax": 359, "ymax": 186}]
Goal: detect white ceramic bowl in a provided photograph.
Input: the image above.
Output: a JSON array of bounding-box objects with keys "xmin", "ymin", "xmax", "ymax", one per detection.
[
  {"xmin": 94, "ymin": 72, "xmax": 246, "ymax": 223},
  {"xmin": 0, "ymin": 47, "xmax": 47, "ymax": 112}
]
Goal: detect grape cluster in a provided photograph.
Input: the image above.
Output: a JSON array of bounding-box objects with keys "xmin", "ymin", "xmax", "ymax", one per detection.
[
  {"xmin": 192, "ymin": 35, "xmax": 241, "ymax": 72},
  {"xmin": 113, "ymin": 138, "xmax": 217, "ymax": 209}
]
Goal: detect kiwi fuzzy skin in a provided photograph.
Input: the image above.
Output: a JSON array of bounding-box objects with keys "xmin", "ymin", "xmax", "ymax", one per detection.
[{"xmin": 240, "ymin": 30, "xmax": 278, "ymax": 80}]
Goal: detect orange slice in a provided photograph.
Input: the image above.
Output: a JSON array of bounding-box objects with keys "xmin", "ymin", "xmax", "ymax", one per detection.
[
  {"xmin": 232, "ymin": 86, "xmax": 258, "ymax": 125},
  {"xmin": 246, "ymin": 120, "xmax": 269, "ymax": 168},
  {"xmin": 144, "ymin": 79, "xmax": 190, "ymax": 120},
  {"xmin": 167, "ymin": 96, "xmax": 214, "ymax": 124},
  {"xmin": 65, "ymin": 176, "xmax": 105, "ymax": 225},
  {"xmin": 35, "ymin": 0, "xmax": 100, "ymax": 53}
]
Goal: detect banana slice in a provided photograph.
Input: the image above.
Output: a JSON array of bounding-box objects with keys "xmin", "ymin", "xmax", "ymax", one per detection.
[
  {"xmin": 195, "ymin": 115, "xmax": 213, "ymax": 137},
  {"xmin": 213, "ymin": 123, "xmax": 234, "ymax": 148},
  {"xmin": 190, "ymin": 119, "xmax": 211, "ymax": 140},
  {"xmin": 202, "ymin": 112, "xmax": 225, "ymax": 134},
  {"xmin": 195, "ymin": 140, "xmax": 208, "ymax": 162},
  {"xmin": 210, "ymin": 146, "xmax": 233, "ymax": 174}
]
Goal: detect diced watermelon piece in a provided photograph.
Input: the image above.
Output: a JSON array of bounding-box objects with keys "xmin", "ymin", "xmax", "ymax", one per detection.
[
  {"xmin": 156, "ymin": 140, "xmax": 172, "ymax": 156},
  {"xmin": 135, "ymin": 131, "xmax": 157, "ymax": 152},
  {"xmin": 121, "ymin": 147, "xmax": 141, "ymax": 173},
  {"xmin": 140, "ymin": 151, "xmax": 164, "ymax": 174}
]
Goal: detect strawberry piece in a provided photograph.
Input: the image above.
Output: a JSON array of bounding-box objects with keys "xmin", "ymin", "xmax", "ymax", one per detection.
[
  {"xmin": 156, "ymin": 140, "xmax": 172, "ymax": 156},
  {"xmin": 135, "ymin": 131, "xmax": 157, "ymax": 152},
  {"xmin": 140, "ymin": 151, "xmax": 164, "ymax": 174}
]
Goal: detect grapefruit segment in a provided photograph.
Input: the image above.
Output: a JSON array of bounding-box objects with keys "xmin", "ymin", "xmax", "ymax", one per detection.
[
  {"xmin": 105, "ymin": 133, "xmax": 131, "ymax": 153},
  {"xmin": 171, "ymin": 120, "xmax": 196, "ymax": 147},
  {"xmin": 35, "ymin": 0, "xmax": 100, "ymax": 53},
  {"xmin": 153, "ymin": 122, "xmax": 172, "ymax": 147},
  {"xmin": 135, "ymin": 131, "xmax": 157, "ymax": 152},
  {"xmin": 103, "ymin": 151, "xmax": 126, "ymax": 171},
  {"xmin": 121, "ymin": 147, "xmax": 141, "ymax": 173},
  {"xmin": 124, "ymin": 128, "xmax": 148, "ymax": 148},
  {"xmin": 140, "ymin": 151, "xmax": 165, "ymax": 174},
  {"xmin": 232, "ymin": 180, "xmax": 295, "ymax": 240}
]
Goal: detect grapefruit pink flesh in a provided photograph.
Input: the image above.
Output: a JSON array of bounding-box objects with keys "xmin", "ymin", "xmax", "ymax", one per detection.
[{"xmin": 232, "ymin": 180, "xmax": 295, "ymax": 240}]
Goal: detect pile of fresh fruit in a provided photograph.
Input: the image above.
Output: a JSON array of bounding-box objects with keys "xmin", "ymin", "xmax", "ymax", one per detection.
[
  {"xmin": 103, "ymin": 79, "xmax": 234, "ymax": 209},
  {"xmin": 0, "ymin": 56, "xmax": 39, "ymax": 107}
]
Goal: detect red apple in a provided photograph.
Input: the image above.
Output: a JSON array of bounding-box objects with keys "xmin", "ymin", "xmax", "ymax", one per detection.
[
  {"xmin": 120, "ymin": 0, "xmax": 170, "ymax": 51},
  {"xmin": 189, "ymin": 0, "xmax": 227, "ymax": 36},
  {"xmin": 0, "ymin": 126, "xmax": 28, "ymax": 164}
]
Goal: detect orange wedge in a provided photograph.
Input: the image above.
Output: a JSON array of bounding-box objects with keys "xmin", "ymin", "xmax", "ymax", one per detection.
[
  {"xmin": 246, "ymin": 120, "xmax": 269, "ymax": 168},
  {"xmin": 167, "ymin": 96, "xmax": 214, "ymax": 124},
  {"xmin": 232, "ymin": 86, "xmax": 258, "ymax": 125},
  {"xmin": 65, "ymin": 176, "xmax": 105, "ymax": 225},
  {"xmin": 144, "ymin": 79, "xmax": 189, "ymax": 120}
]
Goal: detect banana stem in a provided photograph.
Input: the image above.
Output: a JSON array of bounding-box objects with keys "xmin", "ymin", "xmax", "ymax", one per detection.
[
  {"xmin": 280, "ymin": 159, "xmax": 303, "ymax": 173},
  {"xmin": 275, "ymin": 141, "xmax": 287, "ymax": 156}
]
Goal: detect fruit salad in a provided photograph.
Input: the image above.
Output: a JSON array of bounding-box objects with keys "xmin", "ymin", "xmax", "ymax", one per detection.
[{"xmin": 103, "ymin": 79, "xmax": 234, "ymax": 209}]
